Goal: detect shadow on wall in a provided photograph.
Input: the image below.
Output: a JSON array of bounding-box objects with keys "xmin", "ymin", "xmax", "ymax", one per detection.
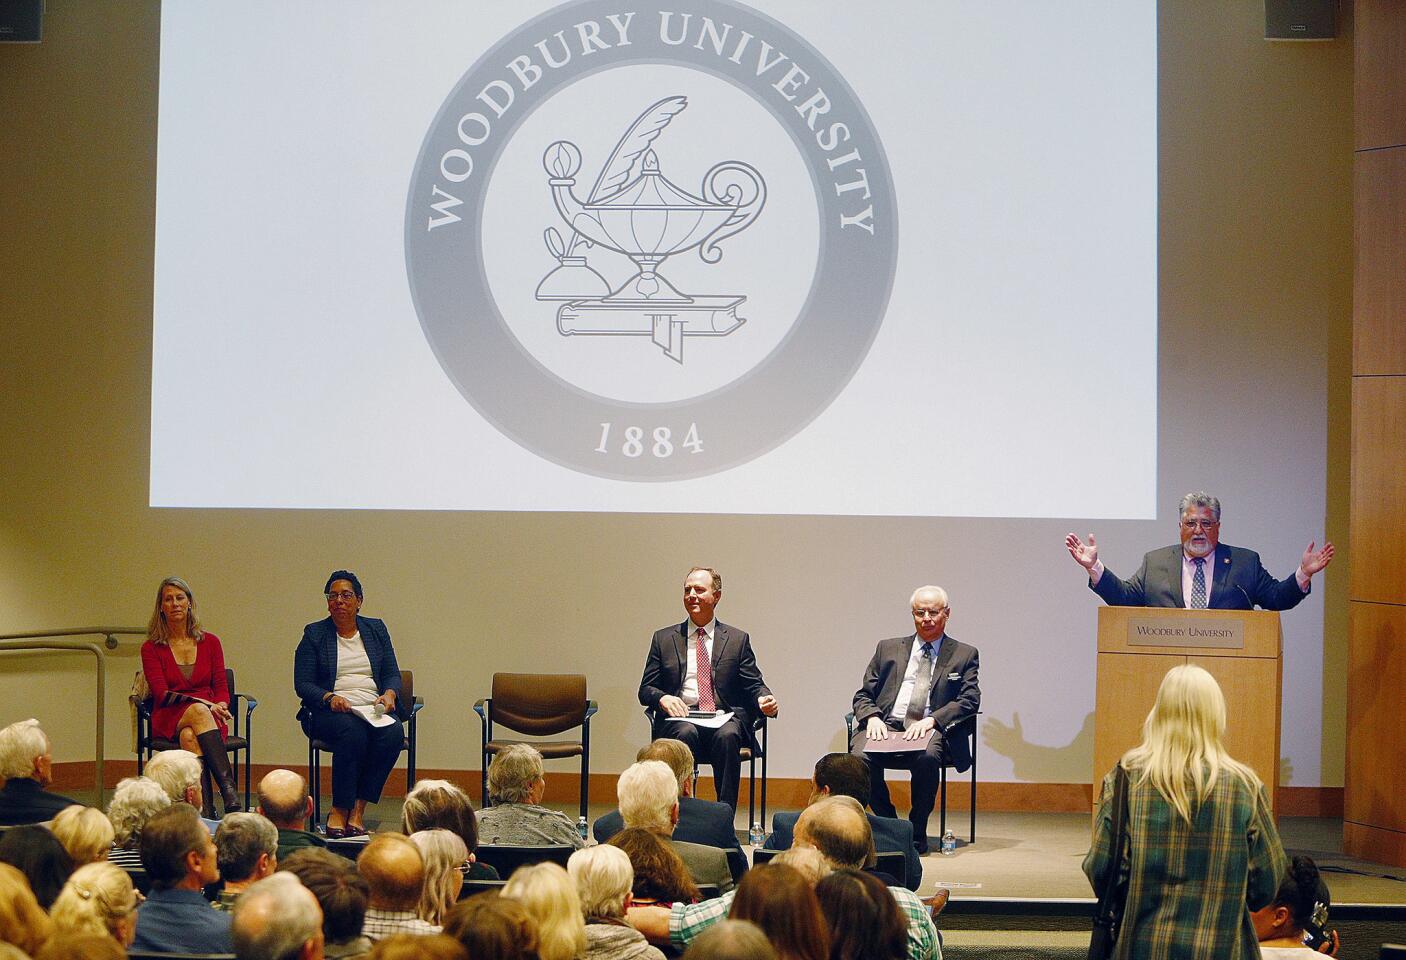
[{"xmin": 981, "ymin": 711, "xmax": 1095, "ymax": 782}]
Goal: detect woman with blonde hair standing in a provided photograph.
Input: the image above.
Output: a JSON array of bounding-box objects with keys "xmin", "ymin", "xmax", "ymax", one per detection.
[
  {"xmin": 49, "ymin": 862, "xmax": 140, "ymax": 947},
  {"xmin": 408, "ymin": 829, "xmax": 469, "ymax": 927},
  {"xmin": 502, "ymin": 862, "xmax": 587, "ymax": 960},
  {"xmin": 1083, "ymin": 664, "xmax": 1287, "ymax": 959}
]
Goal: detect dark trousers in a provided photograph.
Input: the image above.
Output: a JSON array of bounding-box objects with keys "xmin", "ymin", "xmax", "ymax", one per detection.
[
  {"xmin": 850, "ymin": 719, "xmax": 949, "ymax": 845},
  {"xmin": 654, "ymin": 715, "xmax": 746, "ymax": 811},
  {"xmin": 309, "ymin": 711, "xmax": 404, "ymax": 809}
]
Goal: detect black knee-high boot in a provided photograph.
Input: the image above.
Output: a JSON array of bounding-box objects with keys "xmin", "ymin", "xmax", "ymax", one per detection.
[
  {"xmin": 198, "ymin": 762, "xmax": 216, "ymax": 819},
  {"xmin": 196, "ymin": 729, "xmax": 242, "ymax": 814}
]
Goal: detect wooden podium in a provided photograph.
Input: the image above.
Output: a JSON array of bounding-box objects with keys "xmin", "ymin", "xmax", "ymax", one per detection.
[{"xmin": 1093, "ymin": 607, "xmax": 1283, "ymax": 811}]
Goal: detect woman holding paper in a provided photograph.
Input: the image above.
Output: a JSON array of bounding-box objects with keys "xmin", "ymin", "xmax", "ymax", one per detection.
[
  {"xmin": 294, "ymin": 569, "xmax": 406, "ymax": 837},
  {"xmin": 140, "ymin": 576, "xmax": 243, "ymax": 815}
]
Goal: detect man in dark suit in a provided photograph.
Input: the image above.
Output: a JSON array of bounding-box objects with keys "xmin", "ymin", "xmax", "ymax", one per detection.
[
  {"xmin": 593, "ymin": 738, "xmax": 747, "ymax": 882},
  {"xmin": 639, "ymin": 567, "xmax": 778, "ymax": 811},
  {"xmin": 0, "ymin": 718, "xmax": 76, "ymax": 826},
  {"xmin": 1065, "ymin": 492, "xmax": 1334, "ymax": 610},
  {"xmin": 763, "ymin": 752, "xmax": 922, "ymax": 890},
  {"xmin": 851, "ymin": 585, "xmax": 980, "ymax": 853}
]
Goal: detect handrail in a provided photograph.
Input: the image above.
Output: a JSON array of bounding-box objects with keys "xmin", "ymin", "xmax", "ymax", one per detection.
[{"xmin": 0, "ymin": 628, "xmax": 144, "ymax": 807}]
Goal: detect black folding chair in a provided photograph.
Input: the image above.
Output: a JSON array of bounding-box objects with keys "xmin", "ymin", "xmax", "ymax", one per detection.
[
  {"xmin": 473, "ymin": 843, "xmax": 575, "ymax": 876},
  {"xmin": 845, "ymin": 710, "xmax": 980, "ymax": 843}
]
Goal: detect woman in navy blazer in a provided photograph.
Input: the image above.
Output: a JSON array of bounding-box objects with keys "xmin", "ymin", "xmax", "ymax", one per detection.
[{"xmin": 294, "ymin": 570, "xmax": 407, "ymax": 837}]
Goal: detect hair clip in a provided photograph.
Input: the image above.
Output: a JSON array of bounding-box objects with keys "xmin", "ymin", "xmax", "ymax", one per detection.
[
  {"xmin": 1311, "ymin": 900, "xmax": 1329, "ymax": 929},
  {"xmin": 76, "ymin": 885, "xmax": 93, "ymax": 900}
]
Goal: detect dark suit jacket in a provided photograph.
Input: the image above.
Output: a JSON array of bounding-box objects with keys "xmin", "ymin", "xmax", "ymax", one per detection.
[
  {"xmin": 593, "ymin": 795, "xmax": 748, "ymax": 881},
  {"xmin": 638, "ymin": 620, "xmax": 771, "ymax": 751},
  {"xmin": 764, "ymin": 809, "xmax": 922, "ymax": 890},
  {"xmin": 0, "ymin": 778, "xmax": 77, "ymax": 826},
  {"xmin": 294, "ymin": 615, "xmax": 407, "ymax": 723},
  {"xmin": 852, "ymin": 633, "xmax": 980, "ymax": 772},
  {"xmin": 1091, "ymin": 543, "xmax": 1308, "ymax": 611}
]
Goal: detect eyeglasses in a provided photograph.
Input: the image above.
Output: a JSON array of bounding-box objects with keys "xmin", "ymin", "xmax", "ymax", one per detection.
[
  {"xmin": 325, "ymin": 591, "xmax": 358, "ymax": 602},
  {"xmin": 912, "ymin": 608, "xmax": 948, "ymax": 619},
  {"xmin": 1179, "ymin": 519, "xmax": 1219, "ymax": 531}
]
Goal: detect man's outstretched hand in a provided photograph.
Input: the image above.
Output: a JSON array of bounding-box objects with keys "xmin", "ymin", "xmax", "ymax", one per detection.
[
  {"xmin": 1065, "ymin": 533, "xmax": 1099, "ymax": 571},
  {"xmin": 1301, "ymin": 540, "xmax": 1335, "ymax": 578}
]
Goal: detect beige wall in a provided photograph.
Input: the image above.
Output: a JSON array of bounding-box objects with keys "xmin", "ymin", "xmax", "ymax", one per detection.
[{"xmin": 0, "ymin": 1, "xmax": 1351, "ymax": 794}]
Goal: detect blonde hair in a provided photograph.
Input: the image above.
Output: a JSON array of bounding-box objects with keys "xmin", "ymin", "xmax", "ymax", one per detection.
[
  {"xmin": 49, "ymin": 863, "xmax": 138, "ymax": 939},
  {"xmin": 567, "ymin": 845, "xmax": 633, "ymax": 919},
  {"xmin": 501, "ymin": 863, "xmax": 586, "ymax": 960},
  {"xmin": 50, "ymin": 806, "xmax": 116, "ymax": 865},
  {"xmin": 0, "ymin": 861, "xmax": 54, "ymax": 955},
  {"xmin": 146, "ymin": 576, "xmax": 204, "ymax": 645},
  {"xmin": 1121, "ymin": 664, "xmax": 1260, "ymax": 824},
  {"xmin": 409, "ymin": 829, "xmax": 467, "ymax": 926}
]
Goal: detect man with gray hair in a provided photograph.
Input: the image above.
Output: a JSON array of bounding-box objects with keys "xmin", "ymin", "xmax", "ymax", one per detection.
[
  {"xmin": 0, "ymin": 718, "xmax": 76, "ymax": 825},
  {"xmin": 215, "ymin": 812, "xmax": 280, "ymax": 909},
  {"xmin": 146, "ymin": 748, "xmax": 218, "ymax": 833},
  {"xmin": 618, "ymin": 760, "xmax": 733, "ymax": 893},
  {"xmin": 477, "ymin": 743, "xmax": 584, "ymax": 848},
  {"xmin": 1066, "ymin": 491, "xmax": 1334, "ymax": 609},
  {"xmin": 232, "ymin": 871, "xmax": 325, "ymax": 960}
]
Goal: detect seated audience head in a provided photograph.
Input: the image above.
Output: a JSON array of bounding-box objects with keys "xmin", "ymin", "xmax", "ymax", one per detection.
[
  {"xmin": 107, "ymin": 775, "xmax": 171, "ymax": 850},
  {"xmin": 0, "ymin": 861, "xmax": 54, "ymax": 956},
  {"xmin": 144, "ymin": 748, "xmax": 204, "ymax": 810},
  {"xmin": 682, "ymin": 920, "xmax": 778, "ymax": 960},
  {"xmin": 1252, "ymin": 854, "xmax": 1332, "ymax": 947},
  {"xmin": 139, "ymin": 803, "xmax": 219, "ymax": 891},
  {"xmin": 49, "ymin": 862, "xmax": 139, "ymax": 946},
  {"xmin": 443, "ymin": 892, "xmax": 538, "ymax": 960},
  {"xmin": 487, "ymin": 744, "xmax": 546, "ymax": 806},
  {"xmin": 231, "ymin": 871, "xmax": 324, "ymax": 960},
  {"xmin": 278, "ymin": 848, "xmax": 370, "ymax": 950},
  {"xmin": 217, "ymin": 812, "xmax": 280, "ymax": 889},
  {"xmin": 567, "ymin": 844, "xmax": 634, "ymax": 919},
  {"xmin": 617, "ymin": 760, "xmax": 679, "ymax": 836},
  {"xmin": 772, "ymin": 846, "xmax": 832, "ymax": 885},
  {"xmin": 357, "ymin": 833, "xmax": 425, "ymax": 912},
  {"xmin": 370, "ymin": 932, "xmax": 469, "ymax": 959},
  {"xmin": 606, "ymin": 826, "xmax": 699, "ymax": 904},
  {"xmin": 810, "ymin": 753, "xmax": 872, "ymax": 808},
  {"xmin": 793, "ymin": 796, "xmax": 873, "ymax": 871},
  {"xmin": 0, "ymin": 718, "xmax": 53, "ymax": 788},
  {"xmin": 637, "ymin": 738, "xmax": 696, "ymax": 797},
  {"xmin": 409, "ymin": 829, "xmax": 468, "ymax": 927},
  {"xmin": 728, "ymin": 863, "xmax": 829, "ymax": 960},
  {"xmin": 501, "ymin": 862, "xmax": 585, "ymax": 960},
  {"xmin": 402, "ymin": 779, "xmax": 480, "ymax": 854},
  {"xmin": 256, "ymin": 769, "xmax": 313, "ymax": 830},
  {"xmin": 0, "ymin": 824, "xmax": 74, "ymax": 909},
  {"xmin": 814, "ymin": 869, "xmax": 907, "ymax": 960},
  {"xmin": 33, "ymin": 932, "xmax": 126, "ymax": 960},
  {"xmin": 50, "ymin": 806, "xmax": 116, "ymax": 866}
]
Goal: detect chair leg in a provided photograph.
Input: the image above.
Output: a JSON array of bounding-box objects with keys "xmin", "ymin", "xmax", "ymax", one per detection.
[
  {"xmin": 969, "ymin": 756, "xmax": 977, "ymax": 844},
  {"xmin": 747, "ymin": 755, "xmax": 756, "ymax": 829},
  {"xmin": 309, "ymin": 742, "xmax": 320, "ymax": 829},
  {"xmin": 760, "ymin": 730, "xmax": 768, "ymax": 829},
  {"xmin": 938, "ymin": 764, "xmax": 947, "ymax": 839},
  {"xmin": 579, "ymin": 754, "xmax": 589, "ymax": 822}
]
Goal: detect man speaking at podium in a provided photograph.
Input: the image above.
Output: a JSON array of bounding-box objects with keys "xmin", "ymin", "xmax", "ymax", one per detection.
[
  {"xmin": 1064, "ymin": 491, "xmax": 1334, "ymax": 609},
  {"xmin": 639, "ymin": 567, "xmax": 779, "ymax": 811}
]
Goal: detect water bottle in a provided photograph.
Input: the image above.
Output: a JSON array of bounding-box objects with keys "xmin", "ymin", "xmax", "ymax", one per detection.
[
  {"xmin": 749, "ymin": 821, "xmax": 765, "ymax": 847},
  {"xmin": 576, "ymin": 816, "xmax": 589, "ymax": 842},
  {"xmin": 940, "ymin": 829, "xmax": 956, "ymax": 856}
]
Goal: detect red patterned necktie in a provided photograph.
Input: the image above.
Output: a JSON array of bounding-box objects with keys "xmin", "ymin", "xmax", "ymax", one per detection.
[{"xmin": 696, "ymin": 627, "xmax": 715, "ymax": 712}]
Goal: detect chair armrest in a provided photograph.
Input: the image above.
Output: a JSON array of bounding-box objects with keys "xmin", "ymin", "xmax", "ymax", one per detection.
[
  {"xmin": 941, "ymin": 712, "xmax": 980, "ymax": 735},
  {"xmin": 411, "ymin": 696, "xmax": 425, "ymax": 716},
  {"xmin": 585, "ymin": 700, "xmax": 599, "ymax": 720},
  {"xmin": 844, "ymin": 711, "xmax": 854, "ymax": 739},
  {"xmin": 239, "ymin": 694, "xmax": 259, "ymax": 715},
  {"xmin": 473, "ymin": 698, "xmax": 489, "ymax": 720}
]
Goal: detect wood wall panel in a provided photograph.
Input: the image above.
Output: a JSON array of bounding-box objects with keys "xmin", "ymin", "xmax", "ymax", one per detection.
[
  {"xmin": 1355, "ymin": 0, "xmax": 1406, "ymax": 150},
  {"xmin": 1348, "ymin": 377, "xmax": 1406, "ymax": 603},
  {"xmin": 1353, "ymin": 148, "xmax": 1406, "ymax": 375},
  {"xmin": 1344, "ymin": 602, "xmax": 1406, "ymax": 832}
]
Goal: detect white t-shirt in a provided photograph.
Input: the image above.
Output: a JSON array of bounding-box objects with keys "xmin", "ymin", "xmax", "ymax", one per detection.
[{"xmin": 333, "ymin": 632, "xmax": 380, "ymax": 706}]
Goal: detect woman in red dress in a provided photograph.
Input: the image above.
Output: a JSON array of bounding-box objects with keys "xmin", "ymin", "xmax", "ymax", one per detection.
[{"xmin": 139, "ymin": 577, "xmax": 242, "ymax": 815}]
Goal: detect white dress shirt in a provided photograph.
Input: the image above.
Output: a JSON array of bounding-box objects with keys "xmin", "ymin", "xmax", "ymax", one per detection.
[{"xmin": 888, "ymin": 634, "xmax": 941, "ymax": 724}]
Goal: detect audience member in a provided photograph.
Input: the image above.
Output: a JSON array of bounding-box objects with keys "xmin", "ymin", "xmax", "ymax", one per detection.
[
  {"xmin": 216, "ymin": 811, "xmax": 281, "ymax": 909},
  {"xmin": 409, "ymin": 829, "xmax": 467, "ymax": 927},
  {"xmin": 258, "ymin": 769, "xmax": 329, "ymax": 859},
  {"xmin": 369, "ymin": 932, "xmax": 469, "ymax": 959},
  {"xmin": 607, "ymin": 827, "xmax": 700, "ymax": 905},
  {"xmin": 33, "ymin": 932, "xmax": 126, "ymax": 960},
  {"xmin": 568, "ymin": 845, "xmax": 666, "ymax": 960},
  {"xmin": 0, "ymin": 861, "xmax": 54, "ymax": 956},
  {"xmin": 728, "ymin": 863, "xmax": 828, "ymax": 960},
  {"xmin": 1254, "ymin": 855, "xmax": 1338, "ymax": 956},
  {"xmin": 49, "ymin": 805, "xmax": 115, "ymax": 867},
  {"xmin": 0, "ymin": 824, "xmax": 74, "ymax": 909},
  {"xmin": 681, "ymin": 920, "xmax": 777, "ymax": 960},
  {"xmin": 279, "ymin": 848, "xmax": 372, "ymax": 959},
  {"xmin": 0, "ymin": 719, "xmax": 76, "ymax": 826},
  {"xmin": 358, "ymin": 833, "xmax": 440, "ymax": 939},
  {"xmin": 594, "ymin": 740, "xmax": 746, "ymax": 881},
  {"xmin": 502, "ymin": 861, "xmax": 587, "ymax": 960},
  {"xmin": 442, "ymin": 891, "xmax": 539, "ymax": 960},
  {"xmin": 106, "ymin": 775, "xmax": 171, "ymax": 869},
  {"xmin": 763, "ymin": 753, "xmax": 921, "ymax": 890},
  {"xmin": 232, "ymin": 871, "xmax": 325, "ymax": 960},
  {"xmin": 815, "ymin": 869, "xmax": 908, "ymax": 960},
  {"xmin": 145, "ymin": 747, "xmax": 218, "ymax": 833},
  {"xmin": 478, "ymin": 744, "xmax": 585, "ymax": 848},
  {"xmin": 49, "ymin": 861, "xmax": 139, "ymax": 946},
  {"xmin": 618, "ymin": 760, "xmax": 732, "ymax": 892},
  {"xmin": 402, "ymin": 778, "xmax": 498, "ymax": 880},
  {"xmin": 131, "ymin": 803, "xmax": 233, "ymax": 953},
  {"xmin": 771, "ymin": 847, "xmax": 831, "ymax": 886}
]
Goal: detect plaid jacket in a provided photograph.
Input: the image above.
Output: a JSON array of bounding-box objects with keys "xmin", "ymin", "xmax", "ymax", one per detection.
[{"xmin": 1083, "ymin": 765, "xmax": 1287, "ymax": 960}]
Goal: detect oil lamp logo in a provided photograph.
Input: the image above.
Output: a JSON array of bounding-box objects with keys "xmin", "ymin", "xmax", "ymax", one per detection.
[{"xmin": 536, "ymin": 97, "xmax": 767, "ymax": 364}]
